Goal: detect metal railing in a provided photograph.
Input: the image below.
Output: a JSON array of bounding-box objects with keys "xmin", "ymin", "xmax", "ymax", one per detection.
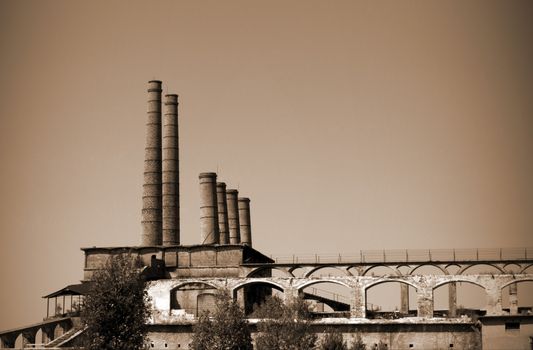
[{"xmin": 270, "ymin": 247, "xmax": 533, "ymax": 264}]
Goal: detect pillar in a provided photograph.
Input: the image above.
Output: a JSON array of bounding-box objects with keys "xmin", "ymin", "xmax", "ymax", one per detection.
[
  {"xmin": 416, "ymin": 286, "xmax": 434, "ymax": 318},
  {"xmin": 400, "ymin": 283, "xmax": 409, "ymax": 314},
  {"xmin": 216, "ymin": 182, "xmax": 230, "ymax": 244},
  {"xmin": 448, "ymin": 282, "xmax": 457, "ymax": 317},
  {"xmin": 351, "ymin": 283, "xmax": 366, "ymax": 318},
  {"xmin": 199, "ymin": 172, "xmax": 219, "ymax": 244},
  {"xmin": 238, "ymin": 197, "xmax": 252, "ymax": 246},
  {"xmin": 485, "ymin": 285, "xmax": 503, "ymax": 316},
  {"xmin": 509, "ymin": 282, "xmax": 518, "ymax": 315},
  {"xmin": 162, "ymin": 94, "xmax": 180, "ymax": 245},
  {"xmin": 226, "ymin": 189, "xmax": 240, "ymax": 244},
  {"xmin": 21, "ymin": 331, "xmax": 36, "ymax": 348},
  {"xmin": 141, "ymin": 80, "xmax": 163, "ymax": 245}
]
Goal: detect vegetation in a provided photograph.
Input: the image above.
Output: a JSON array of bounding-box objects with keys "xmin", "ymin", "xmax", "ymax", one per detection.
[
  {"xmin": 82, "ymin": 254, "xmax": 150, "ymax": 350},
  {"xmin": 350, "ymin": 334, "xmax": 367, "ymax": 350},
  {"xmin": 318, "ymin": 330, "xmax": 348, "ymax": 350},
  {"xmin": 253, "ymin": 295, "xmax": 317, "ymax": 350},
  {"xmin": 191, "ymin": 293, "xmax": 253, "ymax": 350}
]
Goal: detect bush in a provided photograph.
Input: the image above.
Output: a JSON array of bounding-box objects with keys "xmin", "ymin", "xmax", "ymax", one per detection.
[
  {"xmin": 254, "ymin": 295, "xmax": 317, "ymax": 350},
  {"xmin": 318, "ymin": 330, "xmax": 348, "ymax": 350},
  {"xmin": 191, "ymin": 293, "xmax": 252, "ymax": 350}
]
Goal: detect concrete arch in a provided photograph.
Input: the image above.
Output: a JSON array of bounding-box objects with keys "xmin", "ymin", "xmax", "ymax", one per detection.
[
  {"xmin": 362, "ymin": 264, "xmax": 399, "ymax": 277},
  {"xmin": 246, "ymin": 266, "xmax": 294, "ymax": 278},
  {"xmin": 458, "ymin": 263, "xmax": 504, "ymax": 275},
  {"xmin": 304, "ymin": 265, "xmax": 351, "ymax": 278},
  {"xmin": 364, "ymin": 278, "xmax": 419, "ymax": 291},
  {"xmin": 169, "ymin": 280, "xmax": 221, "ymax": 292},
  {"xmin": 502, "ymin": 263, "xmax": 523, "ymax": 273},
  {"xmin": 230, "ymin": 279, "xmax": 286, "ymax": 295},
  {"xmin": 519, "ymin": 263, "xmax": 533, "ymax": 274},
  {"xmin": 433, "ymin": 278, "xmax": 487, "ymax": 290},
  {"xmin": 500, "ymin": 277, "xmax": 533, "ymax": 290},
  {"xmin": 296, "ymin": 278, "xmax": 353, "ymax": 292},
  {"xmin": 409, "ymin": 263, "xmax": 448, "ymax": 276}
]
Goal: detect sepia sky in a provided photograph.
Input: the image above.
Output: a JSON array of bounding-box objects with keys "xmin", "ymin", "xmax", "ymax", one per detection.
[{"xmin": 1, "ymin": 0, "xmax": 532, "ymax": 330}]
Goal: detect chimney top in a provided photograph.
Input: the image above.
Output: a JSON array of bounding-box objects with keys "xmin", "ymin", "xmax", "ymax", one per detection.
[
  {"xmin": 226, "ymin": 189, "xmax": 238, "ymax": 194},
  {"xmin": 238, "ymin": 197, "xmax": 250, "ymax": 203},
  {"xmin": 199, "ymin": 172, "xmax": 217, "ymax": 179}
]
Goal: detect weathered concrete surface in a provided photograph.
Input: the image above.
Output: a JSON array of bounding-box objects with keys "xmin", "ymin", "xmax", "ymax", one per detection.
[
  {"xmin": 142, "ymin": 80, "xmax": 163, "ymax": 246},
  {"xmin": 146, "ymin": 274, "xmax": 533, "ymax": 322},
  {"xmin": 147, "ymin": 319, "xmax": 481, "ymax": 350},
  {"xmin": 480, "ymin": 315, "xmax": 533, "ymax": 350}
]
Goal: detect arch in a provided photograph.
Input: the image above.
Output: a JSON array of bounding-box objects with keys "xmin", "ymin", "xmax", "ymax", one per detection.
[
  {"xmin": 520, "ymin": 263, "xmax": 533, "ymax": 274},
  {"xmin": 231, "ymin": 279, "xmax": 285, "ymax": 294},
  {"xmin": 362, "ymin": 265, "xmax": 399, "ymax": 277},
  {"xmin": 409, "ymin": 263, "xmax": 447, "ymax": 276},
  {"xmin": 297, "ymin": 278, "xmax": 353, "ymax": 291},
  {"xmin": 170, "ymin": 282, "xmax": 219, "ymax": 315},
  {"xmin": 169, "ymin": 280, "xmax": 220, "ymax": 291},
  {"xmin": 432, "ymin": 280, "xmax": 487, "ymax": 318},
  {"xmin": 246, "ymin": 266, "xmax": 294, "ymax": 278},
  {"xmin": 232, "ymin": 280, "xmax": 285, "ymax": 316},
  {"xmin": 304, "ymin": 266, "xmax": 351, "ymax": 278},
  {"xmin": 500, "ymin": 277, "xmax": 533, "ymax": 290},
  {"xmin": 298, "ymin": 280, "xmax": 352, "ymax": 314},
  {"xmin": 444, "ymin": 264, "xmax": 462, "ymax": 275},
  {"xmin": 433, "ymin": 278, "xmax": 486, "ymax": 290},
  {"xmin": 365, "ymin": 279, "xmax": 419, "ymax": 291},
  {"xmin": 502, "ymin": 263, "xmax": 522, "ymax": 274},
  {"xmin": 365, "ymin": 280, "xmax": 417, "ymax": 318},
  {"xmin": 458, "ymin": 263, "xmax": 504, "ymax": 275}
]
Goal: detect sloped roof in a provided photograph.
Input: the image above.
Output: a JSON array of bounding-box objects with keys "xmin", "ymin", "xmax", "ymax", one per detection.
[{"xmin": 42, "ymin": 282, "xmax": 93, "ymax": 298}]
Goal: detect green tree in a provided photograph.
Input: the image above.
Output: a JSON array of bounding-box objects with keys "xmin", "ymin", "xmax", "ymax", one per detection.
[
  {"xmin": 82, "ymin": 254, "xmax": 150, "ymax": 350},
  {"xmin": 253, "ymin": 295, "xmax": 317, "ymax": 350},
  {"xmin": 318, "ymin": 330, "xmax": 348, "ymax": 350},
  {"xmin": 191, "ymin": 293, "xmax": 252, "ymax": 350}
]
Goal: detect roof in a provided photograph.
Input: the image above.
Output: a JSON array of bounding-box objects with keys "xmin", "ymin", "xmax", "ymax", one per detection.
[{"xmin": 42, "ymin": 283, "xmax": 93, "ymax": 298}]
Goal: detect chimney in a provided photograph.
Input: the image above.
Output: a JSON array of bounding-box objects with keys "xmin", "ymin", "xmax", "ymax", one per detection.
[
  {"xmin": 141, "ymin": 80, "xmax": 163, "ymax": 246},
  {"xmin": 216, "ymin": 182, "xmax": 230, "ymax": 244},
  {"xmin": 162, "ymin": 94, "xmax": 179, "ymax": 246},
  {"xmin": 226, "ymin": 189, "xmax": 240, "ymax": 244},
  {"xmin": 238, "ymin": 197, "xmax": 252, "ymax": 247},
  {"xmin": 199, "ymin": 172, "xmax": 219, "ymax": 244}
]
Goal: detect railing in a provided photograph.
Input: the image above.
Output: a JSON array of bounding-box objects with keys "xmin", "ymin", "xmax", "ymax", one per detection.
[{"xmin": 270, "ymin": 247, "xmax": 533, "ymax": 264}]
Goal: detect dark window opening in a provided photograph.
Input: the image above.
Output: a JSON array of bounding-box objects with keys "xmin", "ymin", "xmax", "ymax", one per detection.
[
  {"xmin": 409, "ymin": 345, "xmax": 414, "ymax": 348},
  {"xmin": 449, "ymin": 345, "xmax": 453, "ymax": 348},
  {"xmin": 505, "ymin": 322, "xmax": 520, "ymax": 330}
]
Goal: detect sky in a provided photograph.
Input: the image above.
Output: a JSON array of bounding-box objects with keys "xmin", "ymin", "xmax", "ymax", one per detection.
[{"xmin": 1, "ymin": 0, "xmax": 532, "ymax": 330}]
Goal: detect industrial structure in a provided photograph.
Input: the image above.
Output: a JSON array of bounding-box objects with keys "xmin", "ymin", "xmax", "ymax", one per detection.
[{"xmin": 1, "ymin": 80, "xmax": 532, "ymax": 349}]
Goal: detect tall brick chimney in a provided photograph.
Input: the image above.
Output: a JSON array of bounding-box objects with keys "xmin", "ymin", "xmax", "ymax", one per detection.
[
  {"xmin": 216, "ymin": 182, "xmax": 230, "ymax": 244},
  {"xmin": 141, "ymin": 80, "xmax": 163, "ymax": 246},
  {"xmin": 199, "ymin": 172, "xmax": 219, "ymax": 244},
  {"xmin": 238, "ymin": 197, "xmax": 252, "ymax": 247},
  {"xmin": 226, "ymin": 189, "xmax": 240, "ymax": 244},
  {"xmin": 162, "ymin": 94, "xmax": 180, "ymax": 245}
]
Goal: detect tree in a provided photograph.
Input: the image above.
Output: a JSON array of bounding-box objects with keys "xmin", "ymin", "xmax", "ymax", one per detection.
[
  {"xmin": 318, "ymin": 330, "xmax": 348, "ymax": 350},
  {"xmin": 253, "ymin": 295, "xmax": 317, "ymax": 350},
  {"xmin": 82, "ymin": 254, "xmax": 150, "ymax": 350},
  {"xmin": 191, "ymin": 293, "xmax": 253, "ymax": 350}
]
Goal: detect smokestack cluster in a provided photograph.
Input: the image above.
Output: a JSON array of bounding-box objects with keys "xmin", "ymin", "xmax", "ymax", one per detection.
[
  {"xmin": 141, "ymin": 81, "xmax": 180, "ymax": 246},
  {"xmin": 140, "ymin": 80, "xmax": 254, "ymax": 247},
  {"xmin": 198, "ymin": 174, "xmax": 253, "ymax": 247}
]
